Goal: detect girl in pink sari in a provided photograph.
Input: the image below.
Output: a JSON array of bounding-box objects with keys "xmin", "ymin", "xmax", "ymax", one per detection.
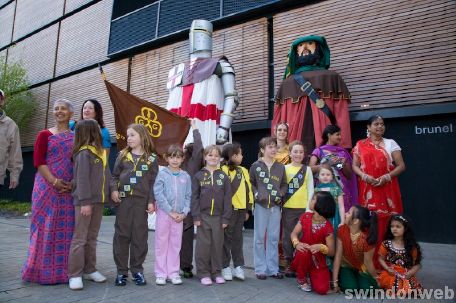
[{"xmin": 22, "ymin": 99, "xmax": 75, "ymax": 284}]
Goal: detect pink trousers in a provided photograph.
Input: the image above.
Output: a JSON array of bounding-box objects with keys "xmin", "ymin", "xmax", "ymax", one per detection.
[{"xmin": 154, "ymin": 209, "xmax": 183, "ymax": 279}]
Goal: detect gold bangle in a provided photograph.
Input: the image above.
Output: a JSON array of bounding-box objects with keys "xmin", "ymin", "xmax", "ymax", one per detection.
[
  {"xmin": 292, "ymin": 239, "xmax": 300, "ymax": 248},
  {"xmin": 320, "ymin": 244, "xmax": 329, "ymax": 255},
  {"xmin": 52, "ymin": 178, "xmax": 59, "ymax": 186}
]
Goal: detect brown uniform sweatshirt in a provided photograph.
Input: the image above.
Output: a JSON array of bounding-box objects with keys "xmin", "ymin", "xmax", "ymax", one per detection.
[
  {"xmin": 72, "ymin": 147, "xmax": 111, "ymax": 206},
  {"xmin": 249, "ymin": 159, "xmax": 288, "ymax": 208},
  {"xmin": 181, "ymin": 129, "xmax": 204, "ymax": 177},
  {"xmin": 191, "ymin": 168, "xmax": 232, "ymax": 225},
  {"xmin": 110, "ymin": 152, "xmax": 159, "ymax": 202}
]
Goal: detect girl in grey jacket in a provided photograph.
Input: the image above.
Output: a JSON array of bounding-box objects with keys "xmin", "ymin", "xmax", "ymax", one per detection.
[{"xmin": 153, "ymin": 145, "xmax": 191, "ymax": 286}]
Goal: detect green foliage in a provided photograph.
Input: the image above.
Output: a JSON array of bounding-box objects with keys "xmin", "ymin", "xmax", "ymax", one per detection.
[
  {"xmin": 0, "ymin": 199, "xmax": 31, "ymax": 215},
  {"xmin": 0, "ymin": 56, "xmax": 37, "ymax": 132}
]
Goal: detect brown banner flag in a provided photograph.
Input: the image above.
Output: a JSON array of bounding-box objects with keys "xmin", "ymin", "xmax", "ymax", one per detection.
[{"xmin": 104, "ymin": 80, "xmax": 190, "ymax": 158}]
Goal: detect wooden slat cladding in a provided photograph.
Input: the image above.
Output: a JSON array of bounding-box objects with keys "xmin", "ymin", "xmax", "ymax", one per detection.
[
  {"xmin": 13, "ymin": 0, "xmax": 64, "ymax": 40},
  {"xmin": 48, "ymin": 59, "xmax": 128, "ymax": 135},
  {"xmin": 130, "ymin": 18, "xmax": 269, "ymax": 124},
  {"xmin": 22, "ymin": 84, "xmax": 50, "ymax": 147},
  {"xmin": 0, "ymin": 2, "xmax": 14, "ymax": 48},
  {"xmin": 55, "ymin": 0, "xmax": 112, "ymax": 76},
  {"xmin": 273, "ymin": 0, "xmax": 456, "ymax": 111},
  {"xmin": 64, "ymin": 0, "xmax": 93, "ymax": 13},
  {"xmin": 7, "ymin": 24, "xmax": 58, "ymax": 85}
]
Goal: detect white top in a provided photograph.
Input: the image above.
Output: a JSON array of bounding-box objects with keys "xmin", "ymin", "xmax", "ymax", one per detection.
[{"xmin": 382, "ymin": 138, "xmax": 401, "ymax": 161}]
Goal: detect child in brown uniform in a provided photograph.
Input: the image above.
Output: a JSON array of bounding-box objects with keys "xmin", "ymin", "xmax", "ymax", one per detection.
[
  {"xmin": 192, "ymin": 145, "xmax": 232, "ymax": 286},
  {"xmin": 180, "ymin": 119, "xmax": 204, "ymax": 278},
  {"xmin": 111, "ymin": 124, "xmax": 158, "ymax": 286},
  {"xmin": 249, "ymin": 137, "xmax": 288, "ymax": 280},
  {"xmin": 68, "ymin": 119, "xmax": 110, "ymax": 290}
]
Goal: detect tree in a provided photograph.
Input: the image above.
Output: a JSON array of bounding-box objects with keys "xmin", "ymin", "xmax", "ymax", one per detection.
[{"xmin": 0, "ymin": 56, "xmax": 37, "ymax": 132}]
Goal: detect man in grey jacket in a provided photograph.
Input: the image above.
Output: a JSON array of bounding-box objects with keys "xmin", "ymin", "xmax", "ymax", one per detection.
[{"xmin": 0, "ymin": 89, "xmax": 23, "ymax": 189}]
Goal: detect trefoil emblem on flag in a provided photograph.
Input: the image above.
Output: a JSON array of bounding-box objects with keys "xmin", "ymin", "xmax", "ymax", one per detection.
[{"xmin": 135, "ymin": 107, "xmax": 163, "ymax": 138}]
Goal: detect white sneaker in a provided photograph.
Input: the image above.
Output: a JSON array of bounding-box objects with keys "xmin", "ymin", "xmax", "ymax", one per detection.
[
  {"xmin": 83, "ymin": 271, "xmax": 107, "ymax": 283},
  {"xmin": 299, "ymin": 283, "xmax": 312, "ymax": 292},
  {"xmin": 171, "ymin": 276, "xmax": 182, "ymax": 285},
  {"xmin": 155, "ymin": 277, "xmax": 166, "ymax": 285},
  {"xmin": 69, "ymin": 277, "xmax": 83, "ymax": 290},
  {"xmin": 222, "ymin": 267, "xmax": 233, "ymax": 281},
  {"xmin": 233, "ymin": 266, "xmax": 245, "ymax": 281}
]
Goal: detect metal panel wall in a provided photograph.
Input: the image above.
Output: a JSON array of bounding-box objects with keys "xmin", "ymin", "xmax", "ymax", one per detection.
[
  {"xmin": 0, "ymin": 2, "xmax": 14, "ymax": 48},
  {"xmin": 273, "ymin": 0, "xmax": 456, "ymax": 111},
  {"xmin": 108, "ymin": 3, "xmax": 158, "ymax": 55},
  {"xmin": 56, "ymin": 0, "xmax": 113, "ymax": 76},
  {"xmin": 130, "ymin": 18, "xmax": 268, "ymax": 124},
  {"xmin": 13, "ymin": 0, "xmax": 64, "ymax": 40},
  {"xmin": 7, "ymin": 24, "xmax": 58, "ymax": 85},
  {"xmin": 21, "ymin": 84, "xmax": 50, "ymax": 147},
  {"xmin": 64, "ymin": 0, "xmax": 93, "ymax": 13},
  {"xmin": 49, "ymin": 59, "xmax": 128, "ymax": 134},
  {"xmin": 157, "ymin": 0, "xmax": 220, "ymax": 37},
  {"xmin": 0, "ymin": 0, "xmax": 12, "ymax": 7}
]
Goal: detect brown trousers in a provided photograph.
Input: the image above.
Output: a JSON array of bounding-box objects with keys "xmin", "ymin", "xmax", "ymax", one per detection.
[
  {"xmin": 281, "ymin": 207, "xmax": 306, "ymax": 262},
  {"xmin": 113, "ymin": 197, "xmax": 148, "ymax": 275},
  {"xmin": 195, "ymin": 214, "xmax": 224, "ymax": 278},
  {"xmin": 68, "ymin": 203, "xmax": 104, "ymax": 278},
  {"xmin": 180, "ymin": 214, "xmax": 194, "ymax": 270},
  {"xmin": 223, "ymin": 209, "xmax": 246, "ymax": 268}
]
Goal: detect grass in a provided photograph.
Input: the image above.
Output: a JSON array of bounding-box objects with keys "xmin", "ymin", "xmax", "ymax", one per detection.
[
  {"xmin": 0, "ymin": 199, "xmax": 31, "ymax": 215},
  {"xmin": 0, "ymin": 199, "xmax": 115, "ymax": 216}
]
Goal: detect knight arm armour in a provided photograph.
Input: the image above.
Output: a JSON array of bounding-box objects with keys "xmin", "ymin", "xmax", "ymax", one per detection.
[{"xmin": 216, "ymin": 59, "xmax": 239, "ymax": 144}]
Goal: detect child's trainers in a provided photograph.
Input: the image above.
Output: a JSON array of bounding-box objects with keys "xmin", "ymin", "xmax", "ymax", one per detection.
[
  {"xmin": 233, "ymin": 266, "xmax": 245, "ymax": 281},
  {"xmin": 132, "ymin": 272, "xmax": 147, "ymax": 286},
  {"xmin": 200, "ymin": 277, "xmax": 212, "ymax": 286},
  {"xmin": 215, "ymin": 276, "xmax": 226, "ymax": 284},
  {"xmin": 221, "ymin": 267, "xmax": 233, "ymax": 281},
  {"xmin": 171, "ymin": 276, "xmax": 182, "ymax": 285},
  {"xmin": 155, "ymin": 277, "xmax": 166, "ymax": 285},
  {"xmin": 69, "ymin": 277, "xmax": 83, "ymax": 290},
  {"xmin": 114, "ymin": 274, "xmax": 128, "ymax": 286}
]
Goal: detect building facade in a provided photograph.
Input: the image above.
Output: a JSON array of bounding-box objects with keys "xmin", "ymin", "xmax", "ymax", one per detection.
[{"xmin": 0, "ymin": 0, "xmax": 455, "ymax": 243}]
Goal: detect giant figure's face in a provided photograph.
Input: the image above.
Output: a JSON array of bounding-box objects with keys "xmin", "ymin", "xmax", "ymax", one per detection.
[{"xmin": 296, "ymin": 40, "xmax": 321, "ymax": 67}]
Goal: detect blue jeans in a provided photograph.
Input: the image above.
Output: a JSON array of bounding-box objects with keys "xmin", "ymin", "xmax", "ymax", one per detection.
[{"xmin": 253, "ymin": 204, "xmax": 281, "ymax": 275}]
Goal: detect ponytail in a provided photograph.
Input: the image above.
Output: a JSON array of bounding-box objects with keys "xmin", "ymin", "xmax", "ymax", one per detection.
[
  {"xmin": 366, "ymin": 211, "xmax": 378, "ymax": 246},
  {"xmin": 353, "ymin": 205, "xmax": 378, "ymax": 245}
]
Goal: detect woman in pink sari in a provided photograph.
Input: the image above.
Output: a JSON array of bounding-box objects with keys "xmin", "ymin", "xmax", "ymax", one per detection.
[
  {"xmin": 22, "ymin": 99, "xmax": 75, "ymax": 284},
  {"xmin": 309, "ymin": 124, "xmax": 358, "ymax": 212},
  {"xmin": 352, "ymin": 115, "xmax": 405, "ymax": 248}
]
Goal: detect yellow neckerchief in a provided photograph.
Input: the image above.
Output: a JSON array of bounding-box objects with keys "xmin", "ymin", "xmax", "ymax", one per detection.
[
  {"xmin": 79, "ymin": 145, "xmax": 107, "ymax": 202},
  {"xmin": 125, "ymin": 152, "xmax": 144, "ymax": 172},
  {"xmin": 79, "ymin": 145, "xmax": 107, "ymax": 167}
]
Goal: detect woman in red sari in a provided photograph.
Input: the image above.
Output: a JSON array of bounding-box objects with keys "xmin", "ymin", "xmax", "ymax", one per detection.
[
  {"xmin": 290, "ymin": 191, "xmax": 335, "ymax": 294},
  {"xmin": 352, "ymin": 115, "xmax": 405, "ymax": 249}
]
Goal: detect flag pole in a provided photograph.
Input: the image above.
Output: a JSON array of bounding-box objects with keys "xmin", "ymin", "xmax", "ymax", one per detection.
[{"xmin": 98, "ymin": 63, "xmax": 106, "ymax": 81}]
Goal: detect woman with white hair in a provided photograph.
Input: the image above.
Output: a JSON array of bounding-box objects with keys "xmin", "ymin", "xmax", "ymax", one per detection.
[{"xmin": 22, "ymin": 99, "xmax": 75, "ymax": 285}]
